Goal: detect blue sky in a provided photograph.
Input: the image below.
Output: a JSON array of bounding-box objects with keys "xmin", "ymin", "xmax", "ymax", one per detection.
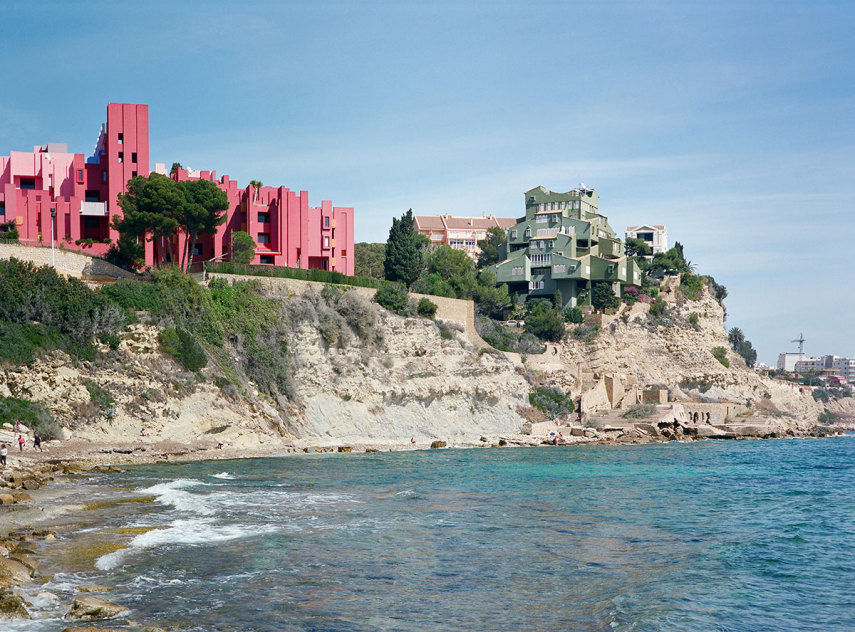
[{"xmin": 2, "ymin": 1, "xmax": 853, "ymax": 364}]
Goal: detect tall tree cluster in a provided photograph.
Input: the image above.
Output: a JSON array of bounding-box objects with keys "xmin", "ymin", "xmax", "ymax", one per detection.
[
  {"xmin": 384, "ymin": 209, "xmax": 424, "ymax": 286},
  {"xmin": 113, "ymin": 173, "xmax": 229, "ymax": 271}
]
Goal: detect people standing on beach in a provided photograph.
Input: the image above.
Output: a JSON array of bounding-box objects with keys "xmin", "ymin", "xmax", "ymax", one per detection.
[
  {"xmin": 0, "ymin": 444, "xmax": 7, "ymax": 466},
  {"xmin": 14, "ymin": 419, "xmax": 20, "ymax": 433},
  {"xmin": 33, "ymin": 433, "xmax": 43, "ymax": 452},
  {"xmin": 17, "ymin": 435, "xmax": 25, "ymax": 452}
]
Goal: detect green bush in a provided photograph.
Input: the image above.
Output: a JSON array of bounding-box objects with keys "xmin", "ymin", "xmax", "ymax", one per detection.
[
  {"xmin": 528, "ymin": 386, "xmax": 574, "ymax": 419},
  {"xmin": 374, "ymin": 282, "xmax": 410, "ymax": 314},
  {"xmin": 475, "ymin": 316, "xmax": 544, "ymax": 354},
  {"xmin": 649, "ymin": 300, "xmax": 667, "ymax": 319},
  {"xmin": 0, "ymin": 396, "xmax": 63, "ymax": 440},
  {"xmin": 0, "ymin": 221, "xmax": 19, "ymax": 243},
  {"xmin": 680, "ymin": 274, "xmax": 704, "ymax": 301},
  {"xmin": 818, "ymin": 408, "xmax": 837, "ymax": 424},
  {"xmin": 159, "ymin": 327, "xmax": 207, "ymax": 371},
  {"xmin": 591, "ymin": 282, "xmax": 620, "ymax": 310},
  {"xmin": 572, "ymin": 324, "xmax": 600, "ymax": 344},
  {"xmin": 563, "ymin": 306, "xmax": 584, "ymax": 324},
  {"xmin": 84, "ymin": 379, "xmax": 115, "ymax": 412},
  {"xmin": 207, "ymin": 261, "xmax": 382, "ymax": 289},
  {"xmin": 525, "ymin": 299, "xmax": 565, "ymax": 342},
  {"xmin": 0, "ymin": 320, "xmax": 65, "ymax": 365},
  {"xmin": 688, "ymin": 312, "xmax": 700, "ymax": 330},
  {"xmin": 417, "ymin": 297, "xmax": 438, "ymax": 319},
  {"xmin": 621, "ymin": 404, "xmax": 657, "ymax": 419},
  {"xmin": 711, "ymin": 346, "xmax": 730, "ymax": 367}
]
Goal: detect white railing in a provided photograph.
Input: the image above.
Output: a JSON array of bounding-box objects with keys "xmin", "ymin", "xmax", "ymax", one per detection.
[{"xmin": 80, "ymin": 201, "xmax": 107, "ymax": 216}]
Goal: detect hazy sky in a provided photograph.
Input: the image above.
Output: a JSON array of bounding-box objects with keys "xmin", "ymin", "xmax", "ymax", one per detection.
[{"xmin": 1, "ymin": 1, "xmax": 852, "ymax": 364}]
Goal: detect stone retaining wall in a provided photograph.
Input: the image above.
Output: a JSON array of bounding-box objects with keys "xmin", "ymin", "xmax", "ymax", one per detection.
[{"xmin": 0, "ymin": 243, "xmax": 137, "ymax": 281}]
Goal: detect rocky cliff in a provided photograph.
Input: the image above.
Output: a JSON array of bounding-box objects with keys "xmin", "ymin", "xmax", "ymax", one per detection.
[{"xmin": 1, "ymin": 277, "xmax": 848, "ymax": 452}]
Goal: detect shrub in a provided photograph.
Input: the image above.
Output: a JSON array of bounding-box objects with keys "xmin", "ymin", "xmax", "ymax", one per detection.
[
  {"xmin": 525, "ymin": 299, "xmax": 565, "ymax": 342},
  {"xmin": 680, "ymin": 274, "xmax": 704, "ymax": 301},
  {"xmin": 818, "ymin": 408, "xmax": 837, "ymax": 424},
  {"xmin": 591, "ymin": 282, "xmax": 620, "ymax": 310},
  {"xmin": 207, "ymin": 261, "xmax": 382, "ymax": 290},
  {"xmin": 231, "ymin": 231, "xmax": 257, "ymax": 265},
  {"xmin": 84, "ymin": 379, "xmax": 115, "ymax": 412},
  {"xmin": 159, "ymin": 327, "xmax": 207, "ymax": 371},
  {"xmin": 417, "ymin": 297, "xmax": 438, "ymax": 319},
  {"xmin": 649, "ymin": 300, "xmax": 667, "ymax": 319},
  {"xmin": 562, "ymin": 306, "xmax": 584, "ymax": 324},
  {"xmin": 688, "ymin": 312, "xmax": 700, "ymax": 330},
  {"xmin": 475, "ymin": 315, "xmax": 544, "ymax": 354},
  {"xmin": 621, "ymin": 404, "xmax": 657, "ymax": 419},
  {"xmin": 528, "ymin": 386, "xmax": 574, "ymax": 419},
  {"xmin": 711, "ymin": 346, "xmax": 730, "ymax": 367},
  {"xmin": 572, "ymin": 324, "xmax": 600, "ymax": 344},
  {"xmin": 374, "ymin": 282, "xmax": 410, "ymax": 314},
  {"xmin": 317, "ymin": 310, "xmax": 351, "ymax": 347},
  {"xmin": 0, "ymin": 221, "xmax": 19, "ymax": 243},
  {"xmin": 0, "ymin": 396, "xmax": 63, "ymax": 440}
]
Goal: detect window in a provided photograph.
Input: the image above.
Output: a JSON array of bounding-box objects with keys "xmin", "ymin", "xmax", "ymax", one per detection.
[
  {"xmin": 341, "ymin": 249, "xmax": 347, "ymax": 257},
  {"xmin": 531, "ymin": 253, "xmax": 551, "ymax": 267},
  {"xmin": 257, "ymin": 233, "xmax": 270, "ymax": 244},
  {"xmin": 257, "ymin": 213, "xmax": 270, "ymax": 223},
  {"xmin": 512, "ymin": 266, "xmax": 523, "ymax": 276},
  {"xmin": 20, "ymin": 178, "xmax": 35, "ymax": 189},
  {"xmin": 553, "ymin": 264, "xmax": 566, "ymax": 274},
  {"xmin": 324, "ymin": 236, "xmax": 330, "ymax": 248},
  {"xmin": 132, "ymin": 171, "xmax": 137, "ymax": 178},
  {"xmin": 102, "ymin": 171, "xmax": 108, "ymax": 183},
  {"xmin": 539, "ymin": 203, "xmax": 544, "ymax": 212},
  {"xmin": 324, "ymin": 216, "xmax": 330, "ymax": 228},
  {"xmin": 84, "ymin": 190, "xmax": 101, "ymax": 202},
  {"xmin": 84, "ymin": 217, "xmax": 101, "ymax": 229},
  {"xmin": 131, "ymin": 152, "xmax": 137, "ymax": 163},
  {"xmin": 118, "ymin": 133, "xmax": 123, "ymax": 144},
  {"xmin": 118, "ymin": 152, "xmax": 124, "ymax": 163},
  {"xmin": 528, "ymin": 281, "xmax": 545, "ymax": 290},
  {"xmin": 536, "ymin": 215, "xmax": 547, "ymax": 224},
  {"xmin": 259, "ymin": 255, "xmax": 274, "ymax": 265},
  {"xmin": 510, "ymin": 229, "xmax": 517, "ymax": 240},
  {"xmin": 193, "ymin": 243, "xmax": 203, "ymax": 256},
  {"xmin": 76, "ymin": 169, "xmax": 84, "ymax": 183}
]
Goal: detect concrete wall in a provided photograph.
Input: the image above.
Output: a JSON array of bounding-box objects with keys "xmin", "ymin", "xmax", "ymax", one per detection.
[
  {"xmin": 0, "ymin": 242, "xmax": 137, "ymax": 280},
  {"xmin": 207, "ymin": 272, "xmax": 490, "ymax": 348}
]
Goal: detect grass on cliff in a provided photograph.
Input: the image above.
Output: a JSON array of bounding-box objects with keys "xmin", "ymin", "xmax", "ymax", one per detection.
[{"xmin": 0, "ymin": 396, "xmax": 63, "ymax": 440}]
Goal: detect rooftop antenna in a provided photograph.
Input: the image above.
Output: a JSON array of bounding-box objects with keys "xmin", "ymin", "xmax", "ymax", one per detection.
[{"xmin": 791, "ymin": 333, "xmax": 806, "ymax": 355}]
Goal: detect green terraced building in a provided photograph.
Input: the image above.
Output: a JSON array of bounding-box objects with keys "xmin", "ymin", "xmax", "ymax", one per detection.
[{"xmin": 490, "ymin": 185, "xmax": 642, "ymax": 308}]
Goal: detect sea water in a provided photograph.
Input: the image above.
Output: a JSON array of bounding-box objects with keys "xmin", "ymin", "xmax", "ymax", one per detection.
[{"xmin": 13, "ymin": 436, "xmax": 855, "ymax": 631}]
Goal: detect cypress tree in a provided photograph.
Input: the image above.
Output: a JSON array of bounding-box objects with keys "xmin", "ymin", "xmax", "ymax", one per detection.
[{"xmin": 384, "ymin": 209, "xmax": 423, "ymax": 286}]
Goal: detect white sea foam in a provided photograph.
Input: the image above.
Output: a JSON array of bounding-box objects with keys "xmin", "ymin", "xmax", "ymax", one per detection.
[
  {"xmin": 96, "ymin": 518, "xmax": 278, "ymax": 571},
  {"xmin": 210, "ymin": 472, "xmax": 236, "ymax": 479},
  {"xmin": 139, "ymin": 479, "xmax": 215, "ymax": 515}
]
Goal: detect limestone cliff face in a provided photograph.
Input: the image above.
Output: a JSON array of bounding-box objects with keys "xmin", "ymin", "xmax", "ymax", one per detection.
[{"xmin": 286, "ymin": 312, "xmax": 529, "ymax": 446}]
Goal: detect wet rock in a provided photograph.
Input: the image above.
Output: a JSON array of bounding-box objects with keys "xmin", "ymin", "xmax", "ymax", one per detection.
[
  {"xmin": 8, "ymin": 554, "xmax": 38, "ymax": 574},
  {"xmin": 20, "ymin": 479, "xmax": 41, "ymax": 490},
  {"xmin": 61, "ymin": 627, "xmax": 125, "ymax": 632},
  {"xmin": 11, "ymin": 492, "xmax": 33, "ymax": 504},
  {"xmin": 75, "ymin": 585, "xmax": 115, "ymax": 593},
  {"xmin": 0, "ymin": 557, "xmax": 34, "ymax": 584},
  {"xmin": 430, "ymin": 440, "xmax": 446, "ymax": 449},
  {"xmin": 0, "ymin": 592, "xmax": 31, "ymax": 619},
  {"xmin": 65, "ymin": 596, "xmax": 129, "ymax": 620},
  {"xmin": 0, "ymin": 494, "xmax": 14, "ymax": 505},
  {"xmin": 498, "ymin": 439, "xmax": 508, "ymax": 446},
  {"xmin": 337, "ymin": 446, "xmax": 352, "ymax": 452}
]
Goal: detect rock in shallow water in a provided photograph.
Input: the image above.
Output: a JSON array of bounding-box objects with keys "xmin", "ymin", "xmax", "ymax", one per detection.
[
  {"xmin": 0, "ymin": 592, "xmax": 31, "ymax": 619},
  {"xmin": 64, "ymin": 596, "xmax": 129, "ymax": 620}
]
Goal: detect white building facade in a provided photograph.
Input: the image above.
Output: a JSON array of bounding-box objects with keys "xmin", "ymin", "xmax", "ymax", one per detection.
[{"xmin": 625, "ymin": 224, "xmax": 668, "ymax": 254}]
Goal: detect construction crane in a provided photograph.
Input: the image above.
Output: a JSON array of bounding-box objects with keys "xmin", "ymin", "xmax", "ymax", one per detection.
[{"xmin": 791, "ymin": 333, "xmax": 806, "ymax": 354}]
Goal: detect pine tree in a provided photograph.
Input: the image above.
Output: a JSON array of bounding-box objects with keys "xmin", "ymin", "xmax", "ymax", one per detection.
[{"xmin": 384, "ymin": 209, "xmax": 423, "ymax": 286}]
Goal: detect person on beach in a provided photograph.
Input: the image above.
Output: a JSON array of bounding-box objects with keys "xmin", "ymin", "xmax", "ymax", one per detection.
[
  {"xmin": 140, "ymin": 427, "xmax": 147, "ymax": 437},
  {"xmin": 33, "ymin": 433, "xmax": 43, "ymax": 452},
  {"xmin": 0, "ymin": 444, "xmax": 7, "ymax": 466},
  {"xmin": 17, "ymin": 435, "xmax": 25, "ymax": 452},
  {"xmin": 14, "ymin": 419, "xmax": 20, "ymax": 433}
]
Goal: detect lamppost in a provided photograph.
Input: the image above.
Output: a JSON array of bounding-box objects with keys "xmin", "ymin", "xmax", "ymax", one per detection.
[{"xmin": 50, "ymin": 207, "xmax": 56, "ymax": 268}]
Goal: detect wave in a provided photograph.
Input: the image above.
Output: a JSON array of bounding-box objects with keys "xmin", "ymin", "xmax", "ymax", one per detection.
[
  {"xmin": 138, "ymin": 478, "xmax": 214, "ymax": 515},
  {"xmin": 210, "ymin": 472, "xmax": 236, "ymax": 480},
  {"xmin": 96, "ymin": 518, "xmax": 278, "ymax": 571}
]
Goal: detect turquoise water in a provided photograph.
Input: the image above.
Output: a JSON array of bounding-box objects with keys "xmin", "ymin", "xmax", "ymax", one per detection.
[{"xmin": 18, "ymin": 437, "xmax": 855, "ymax": 631}]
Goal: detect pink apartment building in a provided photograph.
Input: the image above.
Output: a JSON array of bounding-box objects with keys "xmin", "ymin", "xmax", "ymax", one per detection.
[{"xmin": 0, "ymin": 103, "xmax": 354, "ymax": 274}]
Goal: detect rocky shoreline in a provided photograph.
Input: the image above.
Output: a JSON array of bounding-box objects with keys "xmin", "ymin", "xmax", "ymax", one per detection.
[{"xmin": 0, "ymin": 421, "xmax": 846, "ymax": 629}]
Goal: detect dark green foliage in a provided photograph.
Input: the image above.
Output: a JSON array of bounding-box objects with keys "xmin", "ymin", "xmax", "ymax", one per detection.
[
  {"xmin": 591, "ymin": 282, "xmax": 620, "ymax": 311},
  {"xmin": 374, "ymin": 282, "xmax": 410, "ymax": 314},
  {"xmin": 84, "ymin": 379, "xmax": 115, "ymax": 412},
  {"xmin": 99, "ymin": 332, "xmax": 121, "ymax": 350},
  {"xmin": 648, "ymin": 241, "xmax": 693, "ymax": 276},
  {"xmin": 470, "ymin": 271, "xmax": 510, "ymax": 318},
  {"xmin": 624, "ymin": 237, "xmax": 652, "ymax": 257},
  {"xmin": 354, "ymin": 242, "xmax": 386, "ymax": 279},
  {"xmin": 0, "ymin": 320, "xmax": 64, "ymax": 365},
  {"xmin": 705, "ymin": 276, "xmax": 728, "ymax": 303},
  {"xmin": 562, "ymin": 306, "xmax": 584, "ymax": 324},
  {"xmin": 206, "ymin": 261, "xmax": 382, "ymax": 289},
  {"xmin": 417, "ymin": 297, "xmax": 438, "ymax": 319},
  {"xmin": 0, "ymin": 220, "xmax": 19, "ymax": 243},
  {"xmin": 170, "ymin": 162, "xmax": 182, "ymax": 175},
  {"xmin": 813, "ymin": 387, "xmax": 852, "ymax": 402},
  {"xmin": 231, "ymin": 231, "xmax": 256, "ymax": 265},
  {"xmin": 649, "ymin": 300, "xmax": 667, "ymax": 319},
  {"xmin": 475, "ymin": 316, "xmax": 544, "ymax": 354},
  {"xmin": 524, "ymin": 298, "xmax": 565, "ymax": 342},
  {"xmin": 712, "ymin": 346, "xmax": 730, "ymax": 367},
  {"xmin": 679, "ymin": 273, "xmax": 704, "ymax": 300},
  {"xmin": 528, "ymin": 386, "xmax": 574, "ymax": 419},
  {"xmin": 158, "ymin": 327, "xmax": 207, "ymax": 371},
  {"xmin": 0, "ymin": 396, "xmax": 63, "ymax": 440},
  {"xmin": 384, "ymin": 209, "xmax": 425, "ymax": 286},
  {"xmin": 688, "ymin": 312, "xmax": 700, "ymax": 330},
  {"xmin": 728, "ymin": 327, "xmax": 745, "ymax": 349},
  {"xmin": 476, "ymin": 226, "xmax": 507, "ymax": 268},
  {"xmin": 728, "ymin": 327, "xmax": 756, "ymax": 367},
  {"xmin": 0, "ymin": 258, "xmax": 124, "ymax": 345},
  {"xmin": 317, "ymin": 310, "xmax": 350, "ymax": 347},
  {"xmin": 571, "ymin": 324, "xmax": 600, "ymax": 343},
  {"xmin": 621, "ymin": 404, "xmax": 657, "ymax": 419},
  {"xmin": 818, "ymin": 408, "xmax": 837, "ymax": 424}
]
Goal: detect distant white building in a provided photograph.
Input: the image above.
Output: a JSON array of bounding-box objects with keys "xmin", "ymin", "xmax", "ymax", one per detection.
[
  {"xmin": 777, "ymin": 352, "xmax": 805, "ymax": 372},
  {"xmin": 625, "ymin": 224, "xmax": 668, "ymax": 254},
  {"xmin": 792, "ymin": 355, "xmax": 855, "ymax": 383}
]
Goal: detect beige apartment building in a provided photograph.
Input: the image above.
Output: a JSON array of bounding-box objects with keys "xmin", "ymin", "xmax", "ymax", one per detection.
[{"xmin": 414, "ymin": 214, "xmax": 518, "ymax": 260}]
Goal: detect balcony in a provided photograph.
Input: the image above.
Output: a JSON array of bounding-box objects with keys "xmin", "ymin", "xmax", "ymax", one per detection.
[{"xmin": 80, "ymin": 201, "xmax": 107, "ymax": 216}]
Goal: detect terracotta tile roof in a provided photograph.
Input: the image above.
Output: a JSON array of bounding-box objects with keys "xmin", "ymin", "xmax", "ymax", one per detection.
[
  {"xmin": 414, "ymin": 216, "xmax": 446, "ymax": 230},
  {"xmin": 415, "ymin": 214, "xmax": 517, "ymax": 231}
]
